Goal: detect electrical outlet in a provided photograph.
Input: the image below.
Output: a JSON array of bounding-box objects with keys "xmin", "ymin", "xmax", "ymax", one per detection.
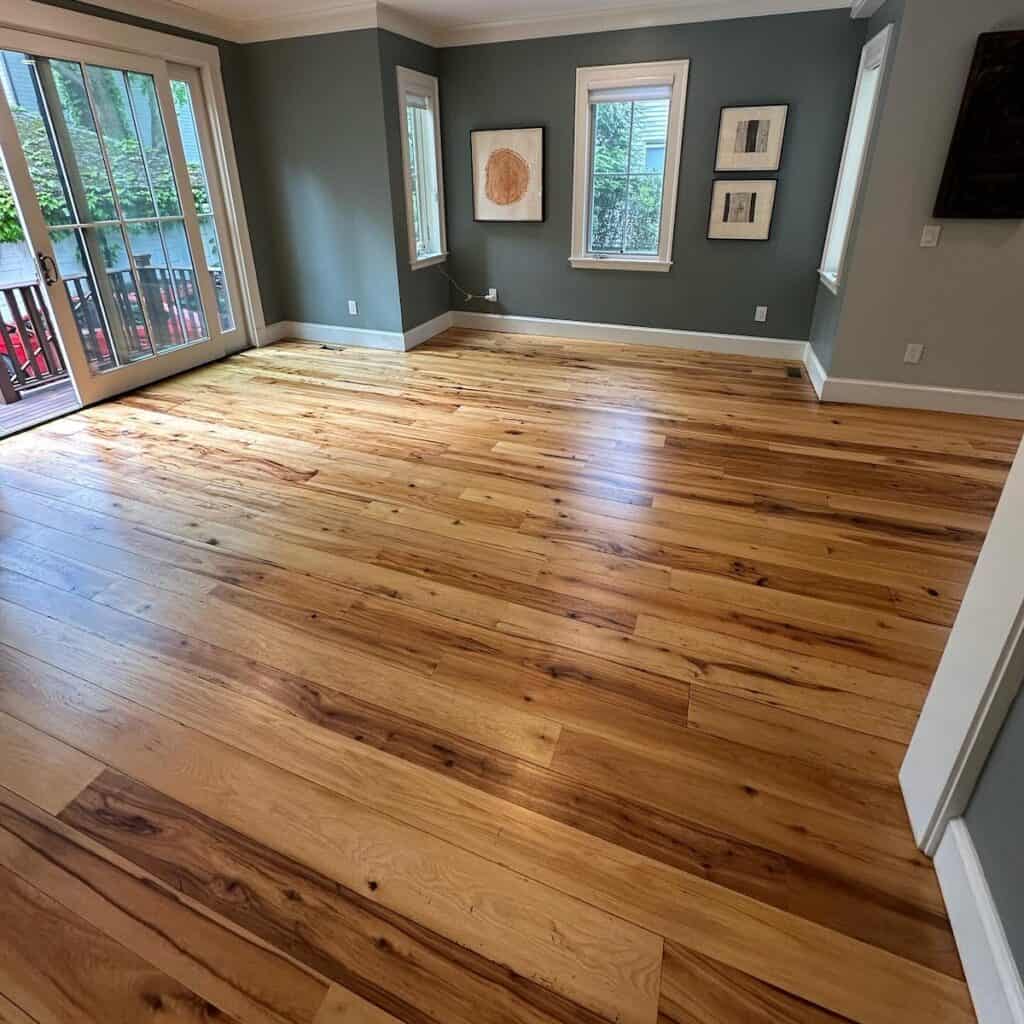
[
  {"xmin": 904, "ymin": 343, "xmax": 924, "ymax": 364},
  {"xmin": 347, "ymin": 299, "xmax": 358, "ymax": 316},
  {"xmin": 754, "ymin": 305, "xmax": 768, "ymax": 323},
  {"xmin": 920, "ymin": 225, "xmax": 942, "ymax": 248},
  {"xmin": 485, "ymin": 288, "xmax": 498, "ymax": 302}
]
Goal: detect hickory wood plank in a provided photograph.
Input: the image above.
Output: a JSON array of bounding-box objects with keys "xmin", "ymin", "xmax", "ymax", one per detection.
[
  {"xmin": 0, "ymin": 647, "xmax": 663, "ymax": 1024},
  {"xmin": 0, "ymin": 594, "xmax": 960, "ymax": 974},
  {"xmin": 0, "ymin": 993, "xmax": 37, "ymax": 1024},
  {"xmin": 657, "ymin": 942, "xmax": 852, "ymax": 1024},
  {"xmin": 687, "ymin": 687, "xmax": 906, "ymax": 790},
  {"xmin": 0, "ymin": 645, "xmax": 972, "ymax": 1024},
  {"xmin": 0, "ymin": 860, "xmax": 242, "ymax": 1024},
  {"xmin": 64, "ymin": 770, "xmax": 612, "ymax": 1024},
  {"xmin": 4, "ymin": 330, "xmax": 1015, "ymax": 1024},
  {"xmin": 0, "ymin": 787, "xmax": 328, "ymax": 1024},
  {"xmin": 0, "ymin": 711, "xmax": 101, "ymax": 815},
  {"xmin": 313, "ymin": 988, "xmax": 403, "ymax": 1024}
]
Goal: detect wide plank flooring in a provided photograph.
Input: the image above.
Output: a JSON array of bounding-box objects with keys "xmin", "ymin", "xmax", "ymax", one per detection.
[{"xmin": 1, "ymin": 328, "xmax": 1021, "ymax": 1024}]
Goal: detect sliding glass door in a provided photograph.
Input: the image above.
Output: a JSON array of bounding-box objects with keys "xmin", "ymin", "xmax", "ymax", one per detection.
[{"xmin": 0, "ymin": 32, "xmax": 243, "ymax": 408}]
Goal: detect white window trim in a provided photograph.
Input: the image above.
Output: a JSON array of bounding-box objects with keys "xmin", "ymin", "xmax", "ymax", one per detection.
[
  {"xmin": 818, "ymin": 24, "xmax": 894, "ymax": 294},
  {"xmin": 570, "ymin": 60, "xmax": 689, "ymax": 273},
  {"xmin": 0, "ymin": 0, "xmax": 265, "ymax": 346},
  {"xmin": 396, "ymin": 66, "xmax": 448, "ymax": 271}
]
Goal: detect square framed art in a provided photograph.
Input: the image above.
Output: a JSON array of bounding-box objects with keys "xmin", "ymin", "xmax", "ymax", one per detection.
[
  {"xmin": 715, "ymin": 105, "xmax": 788, "ymax": 172},
  {"xmin": 707, "ymin": 179, "xmax": 777, "ymax": 240},
  {"xmin": 471, "ymin": 127, "xmax": 544, "ymax": 222}
]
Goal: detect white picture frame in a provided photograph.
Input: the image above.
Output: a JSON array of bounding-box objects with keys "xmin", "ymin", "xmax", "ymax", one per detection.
[
  {"xmin": 471, "ymin": 127, "xmax": 544, "ymax": 222},
  {"xmin": 715, "ymin": 105, "xmax": 788, "ymax": 172},
  {"xmin": 707, "ymin": 179, "xmax": 777, "ymax": 240}
]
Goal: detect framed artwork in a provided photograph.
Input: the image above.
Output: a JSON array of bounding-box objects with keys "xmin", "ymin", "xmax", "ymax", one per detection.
[
  {"xmin": 715, "ymin": 105, "xmax": 788, "ymax": 172},
  {"xmin": 471, "ymin": 127, "xmax": 544, "ymax": 222},
  {"xmin": 707, "ymin": 179, "xmax": 777, "ymax": 240}
]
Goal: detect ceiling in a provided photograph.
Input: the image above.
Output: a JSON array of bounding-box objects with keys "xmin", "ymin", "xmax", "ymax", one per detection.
[{"xmin": 95, "ymin": 0, "xmax": 859, "ymax": 46}]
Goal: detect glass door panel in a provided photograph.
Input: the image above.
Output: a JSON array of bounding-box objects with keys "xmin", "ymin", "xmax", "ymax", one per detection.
[
  {"xmin": 0, "ymin": 43, "xmax": 222, "ymax": 390},
  {"xmin": 169, "ymin": 66, "xmax": 239, "ymax": 336}
]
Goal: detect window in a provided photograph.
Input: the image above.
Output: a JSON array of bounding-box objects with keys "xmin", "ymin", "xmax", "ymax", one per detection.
[
  {"xmin": 570, "ymin": 60, "xmax": 689, "ymax": 272},
  {"xmin": 397, "ymin": 67, "xmax": 446, "ymax": 270},
  {"xmin": 819, "ymin": 24, "xmax": 893, "ymax": 293}
]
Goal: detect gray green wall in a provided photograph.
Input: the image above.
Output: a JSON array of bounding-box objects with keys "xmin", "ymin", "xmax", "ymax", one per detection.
[
  {"xmin": 438, "ymin": 10, "xmax": 866, "ymax": 340},
  {"xmin": 817, "ymin": 0, "xmax": 1024, "ymax": 390},
  {"xmin": 808, "ymin": 0, "xmax": 904, "ymax": 373},
  {"xmin": 378, "ymin": 31, "xmax": 450, "ymax": 330},
  {"xmin": 965, "ymin": 684, "xmax": 1024, "ymax": 971},
  {"xmin": 234, "ymin": 31, "xmax": 403, "ymax": 332}
]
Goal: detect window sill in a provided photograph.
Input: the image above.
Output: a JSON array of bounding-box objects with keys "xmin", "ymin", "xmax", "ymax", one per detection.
[
  {"xmin": 569, "ymin": 256, "xmax": 672, "ymax": 273},
  {"xmin": 411, "ymin": 252, "xmax": 448, "ymax": 271},
  {"xmin": 818, "ymin": 269, "xmax": 840, "ymax": 294}
]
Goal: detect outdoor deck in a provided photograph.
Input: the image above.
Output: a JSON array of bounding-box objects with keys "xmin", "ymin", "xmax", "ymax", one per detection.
[{"xmin": 0, "ymin": 379, "xmax": 78, "ymax": 437}]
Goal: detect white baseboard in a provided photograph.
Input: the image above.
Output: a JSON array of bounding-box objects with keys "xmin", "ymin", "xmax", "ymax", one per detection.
[
  {"xmin": 935, "ymin": 819, "xmax": 1024, "ymax": 1024},
  {"xmin": 804, "ymin": 343, "xmax": 828, "ymax": 399},
  {"xmin": 404, "ymin": 310, "xmax": 453, "ymax": 350},
  {"xmin": 802, "ymin": 346, "xmax": 1024, "ymax": 419},
  {"xmin": 258, "ymin": 311, "xmax": 452, "ymax": 352},
  {"xmin": 450, "ymin": 310, "xmax": 808, "ymax": 360}
]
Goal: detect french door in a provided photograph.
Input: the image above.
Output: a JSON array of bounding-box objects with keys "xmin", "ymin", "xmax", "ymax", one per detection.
[{"xmin": 0, "ymin": 31, "xmax": 246, "ymax": 408}]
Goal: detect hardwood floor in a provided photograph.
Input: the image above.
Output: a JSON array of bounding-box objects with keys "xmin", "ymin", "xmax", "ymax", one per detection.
[{"xmin": 0, "ymin": 328, "xmax": 1020, "ymax": 1024}]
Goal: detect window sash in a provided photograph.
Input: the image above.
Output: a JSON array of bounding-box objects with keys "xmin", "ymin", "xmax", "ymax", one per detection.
[
  {"xmin": 397, "ymin": 67, "xmax": 446, "ymax": 269},
  {"xmin": 569, "ymin": 60, "xmax": 688, "ymax": 271},
  {"xmin": 819, "ymin": 24, "xmax": 893, "ymax": 290}
]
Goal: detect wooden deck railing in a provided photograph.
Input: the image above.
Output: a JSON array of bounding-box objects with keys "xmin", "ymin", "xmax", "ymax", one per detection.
[{"xmin": 2, "ymin": 267, "xmax": 226, "ymax": 402}]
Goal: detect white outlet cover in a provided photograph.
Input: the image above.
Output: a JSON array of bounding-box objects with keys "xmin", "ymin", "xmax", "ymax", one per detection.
[
  {"xmin": 754, "ymin": 305, "xmax": 768, "ymax": 322},
  {"xmin": 904, "ymin": 343, "xmax": 924, "ymax": 364},
  {"xmin": 920, "ymin": 225, "xmax": 942, "ymax": 248},
  {"xmin": 347, "ymin": 300, "xmax": 358, "ymax": 315}
]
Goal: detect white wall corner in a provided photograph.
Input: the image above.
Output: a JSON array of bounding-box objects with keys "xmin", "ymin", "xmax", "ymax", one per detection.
[
  {"xmin": 450, "ymin": 311, "xmax": 808, "ymax": 360},
  {"xmin": 935, "ymin": 820, "xmax": 1024, "ymax": 1024}
]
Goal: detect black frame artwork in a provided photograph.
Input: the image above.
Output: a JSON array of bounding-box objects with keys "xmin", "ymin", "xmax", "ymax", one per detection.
[{"xmin": 934, "ymin": 30, "xmax": 1024, "ymax": 219}]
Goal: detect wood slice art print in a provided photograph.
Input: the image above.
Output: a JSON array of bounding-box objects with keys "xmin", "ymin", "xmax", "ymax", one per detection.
[{"xmin": 472, "ymin": 128, "xmax": 544, "ymax": 221}]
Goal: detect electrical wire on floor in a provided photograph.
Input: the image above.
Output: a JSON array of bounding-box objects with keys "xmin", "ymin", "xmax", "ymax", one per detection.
[{"xmin": 437, "ymin": 266, "xmax": 490, "ymax": 304}]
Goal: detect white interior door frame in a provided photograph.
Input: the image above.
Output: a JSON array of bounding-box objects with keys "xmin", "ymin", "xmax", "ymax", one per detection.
[
  {"xmin": 0, "ymin": 0, "xmax": 265, "ymax": 348},
  {"xmin": 900, "ymin": 437, "xmax": 1024, "ymax": 856}
]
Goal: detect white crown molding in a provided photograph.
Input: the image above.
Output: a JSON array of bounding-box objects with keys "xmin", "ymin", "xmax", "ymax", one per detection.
[
  {"xmin": 74, "ymin": 0, "xmax": 238, "ymax": 40},
  {"xmin": 439, "ymin": 0, "xmax": 849, "ymax": 47},
  {"xmin": 849, "ymin": 0, "xmax": 885, "ymax": 18},
  {"xmin": 234, "ymin": 1, "xmax": 378, "ymax": 43},
  {"xmin": 87, "ymin": 0, "xmax": 850, "ymax": 46}
]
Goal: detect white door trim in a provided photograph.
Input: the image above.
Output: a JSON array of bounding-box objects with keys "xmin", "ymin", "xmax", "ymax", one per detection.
[
  {"xmin": 934, "ymin": 820, "xmax": 1024, "ymax": 1024},
  {"xmin": 0, "ymin": 0, "xmax": 265, "ymax": 352},
  {"xmin": 900, "ymin": 438, "xmax": 1024, "ymax": 855}
]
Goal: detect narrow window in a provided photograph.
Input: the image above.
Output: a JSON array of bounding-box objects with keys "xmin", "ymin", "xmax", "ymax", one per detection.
[
  {"xmin": 570, "ymin": 61, "xmax": 689, "ymax": 272},
  {"xmin": 397, "ymin": 67, "xmax": 446, "ymax": 270},
  {"xmin": 819, "ymin": 24, "xmax": 894, "ymax": 292}
]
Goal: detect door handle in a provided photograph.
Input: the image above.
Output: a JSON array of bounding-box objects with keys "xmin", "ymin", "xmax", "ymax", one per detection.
[{"xmin": 37, "ymin": 252, "xmax": 58, "ymax": 287}]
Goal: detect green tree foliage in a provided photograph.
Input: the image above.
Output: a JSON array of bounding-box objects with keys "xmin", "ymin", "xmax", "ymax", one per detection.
[
  {"xmin": 589, "ymin": 99, "xmax": 666, "ymax": 255},
  {"xmin": 0, "ymin": 107, "xmax": 208, "ymax": 243}
]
